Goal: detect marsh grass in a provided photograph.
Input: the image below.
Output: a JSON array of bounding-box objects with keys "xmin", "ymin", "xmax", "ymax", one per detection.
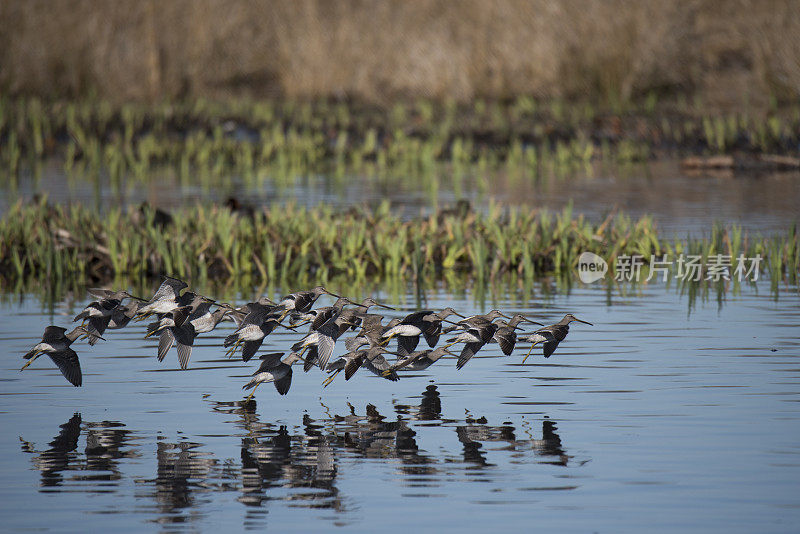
[
  {"xmin": 1, "ymin": 200, "xmax": 797, "ymax": 299},
  {"xmin": 2, "ymin": 97, "xmax": 799, "ymax": 188}
]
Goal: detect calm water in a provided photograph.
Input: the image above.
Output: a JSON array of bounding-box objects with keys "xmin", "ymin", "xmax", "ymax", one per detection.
[
  {"xmin": 1, "ymin": 282, "xmax": 799, "ymax": 532},
  {"xmin": 4, "ymin": 159, "xmax": 799, "ymax": 236}
]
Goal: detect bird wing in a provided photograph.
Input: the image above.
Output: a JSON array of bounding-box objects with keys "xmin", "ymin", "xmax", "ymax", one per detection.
[
  {"xmin": 173, "ymin": 323, "xmax": 196, "ymax": 369},
  {"xmin": 344, "ymin": 353, "xmax": 366, "ymax": 380},
  {"xmin": 241, "ymin": 340, "xmax": 263, "ymax": 362},
  {"xmin": 456, "ymin": 342, "xmax": 485, "ymax": 370},
  {"xmin": 422, "ymin": 321, "xmax": 441, "ymax": 348},
  {"xmin": 315, "ymin": 334, "xmax": 336, "ymax": 371},
  {"xmin": 273, "ymin": 367, "xmax": 293, "ymax": 395},
  {"xmin": 551, "ymin": 324, "xmax": 569, "ymax": 343},
  {"xmin": 303, "ymin": 345, "xmax": 319, "ymax": 372},
  {"xmin": 402, "ymin": 310, "xmax": 434, "ymax": 325},
  {"xmin": 87, "ymin": 316, "xmax": 112, "ymax": 345},
  {"xmin": 542, "ymin": 339, "xmax": 561, "ymax": 358},
  {"xmin": 494, "ymin": 329, "xmax": 517, "ymax": 355},
  {"xmin": 88, "ymin": 288, "xmax": 116, "ymax": 299},
  {"xmin": 176, "ymin": 343, "xmax": 192, "ymax": 370},
  {"xmin": 41, "ymin": 326, "xmax": 68, "ymax": 343},
  {"xmin": 173, "ymin": 324, "xmax": 196, "ymax": 346},
  {"xmin": 396, "ymin": 335, "xmax": 420, "ymax": 357},
  {"xmin": 257, "ymin": 352, "xmax": 285, "ymax": 369},
  {"xmin": 311, "ymin": 308, "xmax": 335, "ymax": 331},
  {"xmin": 344, "ymin": 335, "xmax": 366, "ymax": 352},
  {"xmin": 48, "ymin": 348, "xmax": 82, "ymax": 387},
  {"xmin": 150, "ymin": 280, "xmax": 177, "ymax": 301},
  {"xmin": 365, "ymin": 354, "xmax": 399, "ymax": 381},
  {"xmin": 157, "ymin": 329, "xmax": 175, "ymax": 362}
]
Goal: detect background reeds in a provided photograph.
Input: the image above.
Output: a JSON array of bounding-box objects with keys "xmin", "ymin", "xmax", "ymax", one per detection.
[
  {"xmin": 2, "ymin": 1, "xmax": 799, "ymax": 108},
  {"xmin": 1, "ymin": 199, "xmax": 796, "ymax": 291}
]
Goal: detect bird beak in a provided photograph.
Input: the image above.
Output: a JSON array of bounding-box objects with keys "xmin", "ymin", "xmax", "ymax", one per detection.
[
  {"xmin": 574, "ymin": 318, "xmax": 593, "ymax": 326},
  {"xmin": 325, "ymin": 289, "xmax": 341, "ymax": 298},
  {"xmin": 130, "ymin": 294, "xmax": 148, "ymax": 302},
  {"xmin": 523, "ymin": 318, "xmax": 544, "ymax": 326},
  {"xmin": 374, "ymin": 302, "xmax": 395, "ymax": 310}
]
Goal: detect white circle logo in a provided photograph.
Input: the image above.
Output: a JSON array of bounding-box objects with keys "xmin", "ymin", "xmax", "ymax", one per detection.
[{"xmin": 577, "ymin": 252, "xmax": 608, "ymax": 283}]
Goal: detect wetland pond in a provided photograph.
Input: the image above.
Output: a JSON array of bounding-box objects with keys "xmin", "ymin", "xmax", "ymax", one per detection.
[
  {"xmin": 3, "ymin": 159, "xmax": 800, "ymax": 235},
  {"xmin": 1, "ymin": 280, "xmax": 799, "ymax": 532},
  {"xmin": 1, "ymin": 158, "xmax": 799, "ymax": 531}
]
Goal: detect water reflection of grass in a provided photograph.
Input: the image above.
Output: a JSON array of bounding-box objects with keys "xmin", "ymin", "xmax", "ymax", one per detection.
[
  {"xmin": 1, "ymin": 200, "xmax": 796, "ymax": 304},
  {"xmin": 2, "ymin": 98, "xmax": 798, "ymax": 187}
]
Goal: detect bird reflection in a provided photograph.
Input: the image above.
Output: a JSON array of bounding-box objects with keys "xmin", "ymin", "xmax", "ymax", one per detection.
[
  {"xmin": 19, "ymin": 413, "xmax": 140, "ymax": 489},
  {"xmin": 20, "ymin": 389, "xmax": 582, "ymax": 528},
  {"xmin": 154, "ymin": 441, "xmax": 220, "ymax": 512},
  {"xmin": 19, "ymin": 413, "xmax": 82, "ymax": 487}
]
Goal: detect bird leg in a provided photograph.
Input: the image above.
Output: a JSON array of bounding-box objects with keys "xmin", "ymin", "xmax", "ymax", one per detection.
[
  {"xmin": 225, "ymin": 339, "xmax": 243, "ymax": 358},
  {"xmin": 144, "ymin": 327, "xmax": 161, "ymax": 340},
  {"xmin": 289, "ymin": 318, "xmax": 312, "ymax": 328},
  {"xmin": 245, "ymin": 383, "xmax": 260, "ymax": 402},
  {"xmin": 322, "ymin": 369, "xmax": 341, "ymax": 388},
  {"xmin": 442, "ymin": 341, "xmax": 459, "ymax": 351},
  {"xmin": 521, "ymin": 342, "xmax": 539, "ymax": 364}
]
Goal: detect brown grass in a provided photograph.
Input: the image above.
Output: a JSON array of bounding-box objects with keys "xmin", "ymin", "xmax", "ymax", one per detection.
[{"xmin": 1, "ymin": 0, "xmax": 798, "ymax": 108}]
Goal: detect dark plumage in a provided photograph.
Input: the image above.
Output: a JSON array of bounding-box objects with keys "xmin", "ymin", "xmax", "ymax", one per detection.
[
  {"xmin": 243, "ymin": 352, "xmax": 303, "ymax": 399},
  {"xmin": 21, "ymin": 326, "xmax": 89, "ymax": 387},
  {"xmin": 522, "ymin": 314, "xmax": 593, "ymax": 362},
  {"xmin": 492, "ymin": 314, "xmax": 543, "ymax": 356}
]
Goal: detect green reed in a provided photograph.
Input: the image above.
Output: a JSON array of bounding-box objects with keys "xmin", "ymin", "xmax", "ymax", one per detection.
[
  {"xmin": 2, "ymin": 97, "xmax": 799, "ymax": 188},
  {"xmin": 1, "ymin": 200, "xmax": 797, "ymax": 297}
]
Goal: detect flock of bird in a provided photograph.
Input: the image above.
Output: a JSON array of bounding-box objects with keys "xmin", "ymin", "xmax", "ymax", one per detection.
[{"xmin": 20, "ymin": 277, "xmax": 593, "ymax": 399}]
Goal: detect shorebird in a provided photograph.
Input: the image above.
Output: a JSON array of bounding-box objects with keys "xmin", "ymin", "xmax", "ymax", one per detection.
[
  {"xmin": 171, "ymin": 303, "xmax": 233, "ymax": 369},
  {"xmin": 84, "ymin": 300, "xmax": 142, "ymax": 345},
  {"xmin": 323, "ymin": 345, "xmax": 399, "ymax": 387},
  {"xmin": 228, "ymin": 296, "xmax": 277, "ymax": 326},
  {"xmin": 74, "ymin": 290, "xmax": 144, "ymax": 325},
  {"xmin": 344, "ymin": 315, "xmax": 400, "ymax": 352},
  {"xmin": 242, "ymin": 352, "xmax": 303, "ymax": 400},
  {"xmin": 381, "ymin": 307, "xmax": 464, "ymax": 356},
  {"xmin": 276, "ymin": 286, "xmax": 338, "ymax": 320},
  {"xmin": 385, "ymin": 346, "xmax": 456, "ymax": 373},
  {"xmin": 444, "ymin": 320, "xmax": 501, "ymax": 370},
  {"xmin": 145, "ymin": 305, "xmax": 193, "ymax": 362},
  {"xmin": 492, "ymin": 314, "xmax": 543, "ymax": 355},
  {"xmin": 135, "ymin": 277, "xmax": 188, "ymax": 319},
  {"xmin": 443, "ymin": 309, "xmax": 510, "ymax": 333},
  {"xmin": 306, "ymin": 297, "xmax": 353, "ymax": 330},
  {"xmin": 20, "ymin": 325, "xmax": 98, "ymax": 387},
  {"xmin": 224, "ymin": 302, "xmax": 287, "ymax": 362},
  {"xmin": 291, "ymin": 312, "xmax": 354, "ymax": 372},
  {"xmin": 522, "ymin": 314, "xmax": 593, "ymax": 362}
]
